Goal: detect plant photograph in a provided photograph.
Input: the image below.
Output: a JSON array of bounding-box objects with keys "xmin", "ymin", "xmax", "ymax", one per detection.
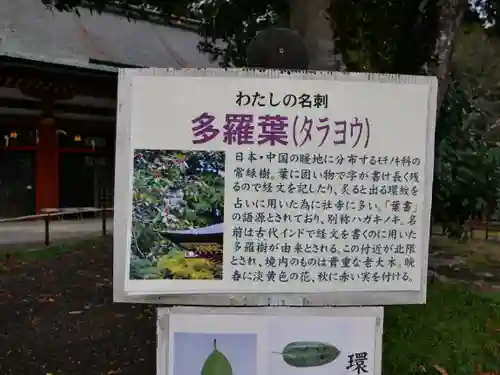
[
  {"xmin": 130, "ymin": 149, "xmax": 225, "ymax": 281},
  {"xmin": 173, "ymin": 332, "xmax": 257, "ymax": 375}
]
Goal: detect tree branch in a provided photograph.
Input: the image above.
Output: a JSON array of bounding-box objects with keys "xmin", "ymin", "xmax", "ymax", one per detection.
[{"xmin": 426, "ymin": 0, "xmax": 469, "ymax": 111}]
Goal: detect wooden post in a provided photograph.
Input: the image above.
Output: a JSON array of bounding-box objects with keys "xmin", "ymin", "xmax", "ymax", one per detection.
[
  {"xmin": 44, "ymin": 214, "xmax": 50, "ymax": 246},
  {"xmin": 101, "ymin": 208, "xmax": 107, "ymax": 236}
]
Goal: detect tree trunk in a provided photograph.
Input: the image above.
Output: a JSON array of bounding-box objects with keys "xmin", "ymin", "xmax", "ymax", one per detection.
[
  {"xmin": 289, "ymin": 0, "xmax": 344, "ymax": 71},
  {"xmin": 427, "ymin": 0, "xmax": 468, "ymax": 110}
]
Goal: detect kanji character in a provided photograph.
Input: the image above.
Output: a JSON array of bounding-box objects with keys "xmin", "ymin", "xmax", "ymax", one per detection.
[
  {"xmin": 191, "ymin": 112, "xmax": 219, "ymax": 144},
  {"xmin": 257, "ymin": 115, "xmax": 289, "ymax": 146},
  {"xmin": 223, "ymin": 114, "xmax": 255, "ymax": 145},
  {"xmin": 298, "ymin": 93, "xmax": 312, "ymax": 108},
  {"xmin": 313, "ymin": 94, "xmax": 328, "ymax": 108}
]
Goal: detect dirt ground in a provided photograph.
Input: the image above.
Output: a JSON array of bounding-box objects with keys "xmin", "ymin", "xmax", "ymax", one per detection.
[
  {"xmin": 430, "ymin": 235, "xmax": 500, "ymax": 283},
  {"xmin": 0, "ymin": 236, "xmax": 157, "ymax": 375},
  {"xmin": 1, "ymin": 235, "xmax": 499, "ymax": 375}
]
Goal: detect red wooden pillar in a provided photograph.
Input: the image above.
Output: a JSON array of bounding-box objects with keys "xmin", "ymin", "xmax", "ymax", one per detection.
[{"xmin": 35, "ymin": 117, "xmax": 59, "ymax": 213}]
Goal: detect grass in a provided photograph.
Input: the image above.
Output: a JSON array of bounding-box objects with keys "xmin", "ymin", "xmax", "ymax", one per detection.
[
  {"xmin": 1, "ymin": 236, "xmax": 499, "ymax": 374},
  {"xmin": 384, "ymin": 282, "xmax": 500, "ymax": 375}
]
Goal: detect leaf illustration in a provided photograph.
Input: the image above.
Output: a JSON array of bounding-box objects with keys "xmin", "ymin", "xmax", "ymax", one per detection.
[
  {"xmin": 201, "ymin": 339, "xmax": 233, "ymax": 375},
  {"xmin": 276, "ymin": 341, "xmax": 340, "ymax": 368}
]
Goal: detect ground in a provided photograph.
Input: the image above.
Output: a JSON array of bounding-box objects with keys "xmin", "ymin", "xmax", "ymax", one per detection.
[
  {"xmin": 0, "ymin": 237, "xmax": 156, "ymax": 375},
  {"xmin": 0, "ymin": 218, "xmax": 113, "ymax": 251},
  {"xmin": 0, "ymin": 236, "xmax": 499, "ymax": 375},
  {"xmin": 430, "ymin": 234, "xmax": 500, "ymax": 284}
]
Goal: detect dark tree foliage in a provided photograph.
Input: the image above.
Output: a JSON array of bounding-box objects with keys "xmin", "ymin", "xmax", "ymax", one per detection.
[
  {"xmin": 42, "ymin": 0, "xmax": 500, "ymax": 234},
  {"xmin": 433, "ymin": 72, "xmax": 500, "ymax": 236},
  {"xmin": 330, "ymin": 0, "xmax": 440, "ymax": 74},
  {"xmin": 41, "ymin": 0, "xmax": 495, "ymax": 69}
]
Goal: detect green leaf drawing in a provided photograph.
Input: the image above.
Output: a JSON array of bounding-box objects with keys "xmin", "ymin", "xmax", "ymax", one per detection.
[
  {"xmin": 275, "ymin": 341, "xmax": 340, "ymax": 368},
  {"xmin": 201, "ymin": 339, "xmax": 233, "ymax": 375}
]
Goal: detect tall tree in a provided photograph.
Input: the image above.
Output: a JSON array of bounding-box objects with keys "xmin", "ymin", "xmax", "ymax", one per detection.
[
  {"xmin": 43, "ymin": 0, "xmax": 500, "ymax": 231},
  {"xmin": 41, "ymin": 0, "xmax": 490, "ymax": 109},
  {"xmin": 289, "ymin": 0, "xmax": 345, "ymax": 70},
  {"xmin": 453, "ymin": 24, "xmax": 500, "ymax": 135}
]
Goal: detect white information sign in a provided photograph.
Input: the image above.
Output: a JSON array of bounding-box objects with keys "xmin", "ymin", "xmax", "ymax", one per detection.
[
  {"xmin": 114, "ymin": 68, "xmax": 437, "ymax": 305},
  {"xmin": 157, "ymin": 306, "xmax": 383, "ymax": 375}
]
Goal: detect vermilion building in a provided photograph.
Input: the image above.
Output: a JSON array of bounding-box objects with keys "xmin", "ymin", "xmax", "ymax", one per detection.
[{"xmin": 0, "ymin": 0, "xmax": 215, "ymax": 217}]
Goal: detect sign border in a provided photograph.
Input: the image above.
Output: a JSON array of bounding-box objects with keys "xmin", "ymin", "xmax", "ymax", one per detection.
[
  {"xmin": 113, "ymin": 68, "xmax": 437, "ymax": 306},
  {"xmin": 156, "ymin": 306, "xmax": 384, "ymax": 375}
]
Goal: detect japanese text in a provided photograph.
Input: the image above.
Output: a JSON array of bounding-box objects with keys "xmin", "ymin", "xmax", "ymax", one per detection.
[
  {"xmin": 191, "ymin": 113, "xmax": 371, "ymax": 149},
  {"xmin": 227, "ymin": 150, "xmax": 425, "ymax": 290}
]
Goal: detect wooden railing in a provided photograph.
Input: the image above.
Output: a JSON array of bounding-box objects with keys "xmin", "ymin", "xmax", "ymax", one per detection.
[
  {"xmin": 465, "ymin": 220, "xmax": 500, "ymax": 240},
  {"xmin": 0, "ymin": 207, "xmax": 114, "ymax": 246},
  {"xmin": 433, "ymin": 220, "xmax": 500, "ymax": 240}
]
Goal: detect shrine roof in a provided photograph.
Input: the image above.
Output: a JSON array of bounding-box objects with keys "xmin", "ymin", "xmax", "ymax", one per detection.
[{"xmin": 0, "ymin": 0, "xmax": 218, "ymax": 72}]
